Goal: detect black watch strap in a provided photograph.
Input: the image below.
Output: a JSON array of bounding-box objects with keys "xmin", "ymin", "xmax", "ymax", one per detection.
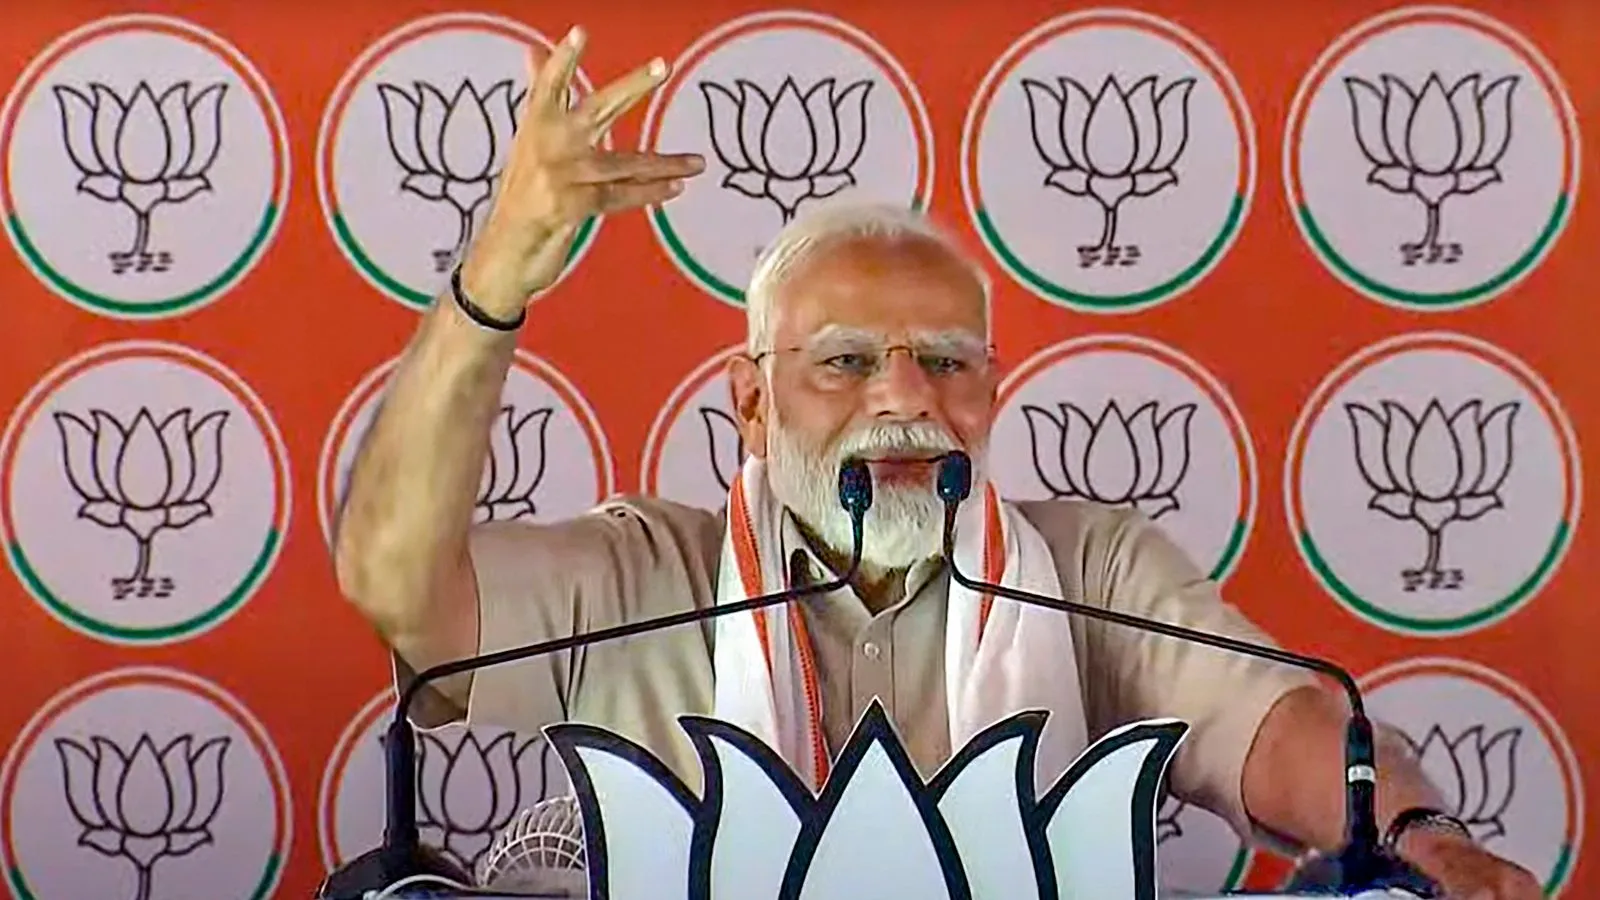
[
  {"xmin": 450, "ymin": 265, "xmax": 526, "ymax": 332},
  {"xmin": 1384, "ymin": 807, "xmax": 1472, "ymax": 849}
]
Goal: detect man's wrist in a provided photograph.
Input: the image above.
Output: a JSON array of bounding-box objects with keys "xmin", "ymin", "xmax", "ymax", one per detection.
[
  {"xmin": 1387, "ymin": 807, "xmax": 1474, "ymax": 863},
  {"xmin": 455, "ymin": 256, "xmax": 526, "ymax": 323},
  {"xmin": 446, "ymin": 264, "xmax": 523, "ymax": 332},
  {"xmin": 456, "ymin": 222, "xmax": 541, "ymax": 320}
]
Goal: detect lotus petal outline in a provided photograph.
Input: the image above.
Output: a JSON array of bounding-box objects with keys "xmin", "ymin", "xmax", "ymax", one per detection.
[
  {"xmin": 52, "ymin": 79, "xmax": 227, "ymax": 269},
  {"xmin": 1343, "ymin": 72, "xmax": 1519, "ymax": 263},
  {"xmin": 1345, "ymin": 397, "xmax": 1517, "ymax": 578},
  {"xmin": 546, "ymin": 699, "xmax": 1187, "ymax": 900},
  {"xmin": 700, "ymin": 76, "xmax": 874, "ymax": 223},
  {"xmin": 476, "ymin": 406, "xmax": 553, "ymax": 523}
]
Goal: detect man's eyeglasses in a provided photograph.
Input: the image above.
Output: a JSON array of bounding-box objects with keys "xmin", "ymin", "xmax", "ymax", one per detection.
[{"xmin": 749, "ymin": 335, "xmax": 996, "ymax": 391}]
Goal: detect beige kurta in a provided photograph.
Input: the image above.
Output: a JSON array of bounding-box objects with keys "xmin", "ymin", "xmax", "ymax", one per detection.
[{"xmin": 395, "ymin": 495, "xmax": 1316, "ymax": 840}]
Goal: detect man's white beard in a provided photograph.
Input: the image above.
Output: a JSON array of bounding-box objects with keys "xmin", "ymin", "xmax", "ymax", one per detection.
[{"xmin": 765, "ymin": 414, "xmax": 984, "ymax": 571}]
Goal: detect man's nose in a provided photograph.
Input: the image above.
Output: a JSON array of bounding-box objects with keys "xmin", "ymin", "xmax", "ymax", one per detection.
[{"xmin": 864, "ymin": 349, "xmax": 936, "ymax": 420}]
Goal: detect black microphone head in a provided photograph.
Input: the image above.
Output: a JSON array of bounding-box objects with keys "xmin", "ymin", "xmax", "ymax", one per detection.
[
  {"xmin": 937, "ymin": 451, "xmax": 972, "ymax": 505},
  {"xmin": 837, "ymin": 458, "xmax": 873, "ymax": 519}
]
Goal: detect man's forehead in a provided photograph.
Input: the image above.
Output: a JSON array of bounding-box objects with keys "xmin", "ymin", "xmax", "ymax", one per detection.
[
  {"xmin": 767, "ymin": 237, "xmax": 988, "ymax": 340},
  {"xmin": 782, "ymin": 233, "xmax": 982, "ymax": 287}
]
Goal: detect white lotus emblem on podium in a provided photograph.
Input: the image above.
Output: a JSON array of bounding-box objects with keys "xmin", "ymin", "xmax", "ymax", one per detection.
[{"xmin": 545, "ymin": 700, "xmax": 1187, "ymax": 900}]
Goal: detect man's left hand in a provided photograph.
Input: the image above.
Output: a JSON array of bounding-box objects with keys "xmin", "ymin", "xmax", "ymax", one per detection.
[{"xmin": 1400, "ymin": 830, "xmax": 1542, "ymax": 899}]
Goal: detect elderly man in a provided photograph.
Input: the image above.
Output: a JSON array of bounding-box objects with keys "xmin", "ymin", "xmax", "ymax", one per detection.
[{"xmin": 332, "ymin": 27, "xmax": 1540, "ymax": 899}]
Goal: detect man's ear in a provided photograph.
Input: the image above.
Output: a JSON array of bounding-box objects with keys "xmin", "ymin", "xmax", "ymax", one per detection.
[
  {"xmin": 726, "ymin": 354, "xmax": 768, "ymax": 459},
  {"xmin": 980, "ymin": 356, "xmax": 1001, "ymax": 417}
]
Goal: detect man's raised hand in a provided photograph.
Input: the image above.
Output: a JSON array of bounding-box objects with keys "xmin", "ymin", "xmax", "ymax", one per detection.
[{"xmin": 459, "ymin": 25, "xmax": 704, "ymax": 316}]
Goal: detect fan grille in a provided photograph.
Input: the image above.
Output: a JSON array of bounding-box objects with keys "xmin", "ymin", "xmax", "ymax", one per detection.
[{"xmin": 479, "ymin": 796, "xmax": 587, "ymax": 888}]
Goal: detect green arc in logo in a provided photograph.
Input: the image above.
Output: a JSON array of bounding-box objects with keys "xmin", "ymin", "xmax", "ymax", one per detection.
[
  {"xmin": 1209, "ymin": 518, "xmax": 1247, "ymax": 583},
  {"xmin": 6, "ymin": 206, "xmax": 280, "ymax": 317},
  {"xmin": 332, "ymin": 212, "xmax": 598, "ymax": 309},
  {"xmin": 1296, "ymin": 194, "xmax": 1571, "ymax": 308},
  {"xmin": 975, "ymin": 195, "xmax": 1244, "ymax": 311},
  {"xmin": 1297, "ymin": 520, "xmax": 1570, "ymax": 634},
  {"xmin": 1217, "ymin": 847, "xmax": 1249, "ymax": 893},
  {"xmin": 6, "ymin": 530, "xmax": 280, "ymax": 644},
  {"xmin": 652, "ymin": 208, "xmax": 740, "ymax": 302},
  {"xmin": 1545, "ymin": 841, "xmax": 1574, "ymax": 894}
]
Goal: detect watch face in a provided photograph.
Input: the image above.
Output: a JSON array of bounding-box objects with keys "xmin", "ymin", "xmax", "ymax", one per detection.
[
  {"xmin": 1421, "ymin": 818, "xmax": 1473, "ymax": 838},
  {"xmin": 1393, "ymin": 811, "xmax": 1472, "ymax": 848}
]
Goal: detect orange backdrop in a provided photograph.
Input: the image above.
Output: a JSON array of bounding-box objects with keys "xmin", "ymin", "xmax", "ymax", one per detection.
[{"xmin": 0, "ymin": 1, "xmax": 1593, "ymax": 898}]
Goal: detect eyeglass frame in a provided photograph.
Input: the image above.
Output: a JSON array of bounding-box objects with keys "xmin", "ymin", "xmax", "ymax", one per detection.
[{"xmin": 744, "ymin": 328, "xmax": 999, "ymax": 387}]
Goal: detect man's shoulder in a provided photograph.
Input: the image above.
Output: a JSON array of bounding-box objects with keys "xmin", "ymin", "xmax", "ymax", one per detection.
[
  {"xmin": 1011, "ymin": 497, "xmax": 1199, "ymax": 586},
  {"xmin": 468, "ymin": 494, "xmax": 725, "ymax": 567},
  {"xmin": 579, "ymin": 494, "xmax": 727, "ymax": 572},
  {"xmin": 466, "ymin": 494, "xmax": 727, "ymax": 622},
  {"xmin": 1012, "ymin": 497, "xmax": 1148, "ymax": 547},
  {"xmin": 1017, "ymin": 490, "xmax": 1196, "ymax": 566},
  {"xmin": 590, "ymin": 493, "xmax": 726, "ymax": 535}
]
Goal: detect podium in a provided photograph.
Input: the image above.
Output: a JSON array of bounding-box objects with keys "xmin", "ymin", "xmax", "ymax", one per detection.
[
  {"xmin": 330, "ymin": 700, "xmax": 1436, "ymax": 898},
  {"xmin": 418, "ymin": 700, "xmax": 1427, "ymax": 900}
]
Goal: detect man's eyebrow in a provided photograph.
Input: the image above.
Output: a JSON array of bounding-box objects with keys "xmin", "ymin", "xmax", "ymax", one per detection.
[
  {"xmin": 916, "ymin": 330, "xmax": 988, "ymax": 354},
  {"xmin": 804, "ymin": 325, "xmax": 879, "ymax": 349},
  {"xmin": 804, "ymin": 325, "xmax": 986, "ymax": 351}
]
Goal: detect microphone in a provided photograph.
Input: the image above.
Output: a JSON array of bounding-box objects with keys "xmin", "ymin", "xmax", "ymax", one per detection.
[
  {"xmin": 933, "ymin": 450, "xmax": 1439, "ymax": 898},
  {"xmin": 316, "ymin": 459, "xmax": 875, "ymax": 899}
]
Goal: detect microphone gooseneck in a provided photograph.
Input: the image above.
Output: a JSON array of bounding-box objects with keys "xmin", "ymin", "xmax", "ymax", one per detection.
[
  {"xmin": 933, "ymin": 451, "xmax": 1372, "ymax": 713},
  {"xmin": 935, "ymin": 451, "xmax": 1418, "ymax": 896},
  {"xmin": 319, "ymin": 459, "xmax": 875, "ymax": 898}
]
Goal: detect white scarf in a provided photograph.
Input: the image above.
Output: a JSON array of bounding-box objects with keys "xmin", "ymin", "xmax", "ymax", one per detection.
[{"xmin": 711, "ymin": 456, "xmax": 1088, "ymax": 794}]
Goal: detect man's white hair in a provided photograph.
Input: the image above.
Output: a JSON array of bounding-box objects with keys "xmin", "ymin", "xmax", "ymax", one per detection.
[{"xmin": 744, "ymin": 201, "xmax": 992, "ymax": 354}]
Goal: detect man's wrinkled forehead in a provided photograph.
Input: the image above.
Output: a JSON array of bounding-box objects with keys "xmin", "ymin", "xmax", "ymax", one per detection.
[{"xmin": 768, "ymin": 235, "xmax": 989, "ymax": 342}]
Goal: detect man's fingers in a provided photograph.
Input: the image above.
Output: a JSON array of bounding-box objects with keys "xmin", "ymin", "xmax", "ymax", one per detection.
[
  {"xmin": 530, "ymin": 25, "xmax": 585, "ymax": 113},
  {"xmin": 565, "ymin": 150, "xmax": 705, "ymax": 184},
  {"xmin": 591, "ymin": 179, "xmax": 686, "ymax": 214},
  {"xmin": 577, "ymin": 57, "xmax": 670, "ymax": 136}
]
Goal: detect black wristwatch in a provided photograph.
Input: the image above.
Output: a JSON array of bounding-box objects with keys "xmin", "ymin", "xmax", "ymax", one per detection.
[{"xmin": 1384, "ymin": 807, "xmax": 1473, "ymax": 850}]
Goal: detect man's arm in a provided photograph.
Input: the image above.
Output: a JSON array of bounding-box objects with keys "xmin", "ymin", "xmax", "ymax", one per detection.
[
  {"xmin": 1244, "ymin": 684, "xmax": 1544, "ymax": 897},
  {"xmin": 1082, "ymin": 506, "xmax": 1541, "ymax": 897},
  {"xmin": 1072, "ymin": 503, "xmax": 1429, "ymax": 842},
  {"xmin": 1242, "ymin": 682, "xmax": 1446, "ymax": 850},
  {"xmin": 331, "ymin": 29, "xmax": 702, "ymax": 712},
  {"xmin": 331, "ymin": 289, "xmax": 517, "ymax": 707}
]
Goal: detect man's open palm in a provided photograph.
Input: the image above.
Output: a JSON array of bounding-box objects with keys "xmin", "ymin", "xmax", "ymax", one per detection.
[{"xmin": 461, "ymin": 25, "xmax": 704, "ymax": 314}]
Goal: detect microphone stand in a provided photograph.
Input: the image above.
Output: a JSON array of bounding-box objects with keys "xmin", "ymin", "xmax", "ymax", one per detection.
[
  {"xmin": 318, "ymin": 460, "xmax": 874, "ymax": 898},
  {"xmin": 934, "ymin": 451, "xmax": 1438, "ymax": 897}
]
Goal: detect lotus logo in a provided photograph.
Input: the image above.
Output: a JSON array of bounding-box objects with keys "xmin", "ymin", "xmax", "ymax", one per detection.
[
  {"xmin": 698, "ymin": 406, "xmax": 743, "ymax": 492},
  {"xmin": 1345, "ymin": 398, "xmax": 1517, "ymax": 591},
  {"xmin": 548, "ymin": 700, "xmax": 1186, "ymax": 899},
  {"xmin": 475, "ymin": 406, "xmax": 553, "ymax": 523},
  {"xmin": 1402, "ymin": 724, "xmax": 1520, "ymax": 843},
  {"xmin": 50, "ymin": 81, "xmax": 228, "ymax": 276},
  {"xmin": 55, "ymin": 733, "xmax": 230, "ymax": 900},
  {"xmin": 1344, "ymin": 72, "xmax": 1519, "ymax": 266},
  {"xmin": 377, "ymin": 79, "xmax": 527, "ymax": 273},
  {"xmin": 700, "ymin": 76, "xmax": 873, "ymax": 223},
  {"xmin": 1021, "ymin": 75, "xmax": 1195, "ymax": 269},
  {"xmin": 1021, "ymin": 400, "xmax": 1195, "ymax": 518},
  {"xmin": 401, "ymin": 730, "xmax": 560, "ymax": 872},
  {"xmin": 53, "ymin": 407, "xmax": 228, "ymax": 600}
]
